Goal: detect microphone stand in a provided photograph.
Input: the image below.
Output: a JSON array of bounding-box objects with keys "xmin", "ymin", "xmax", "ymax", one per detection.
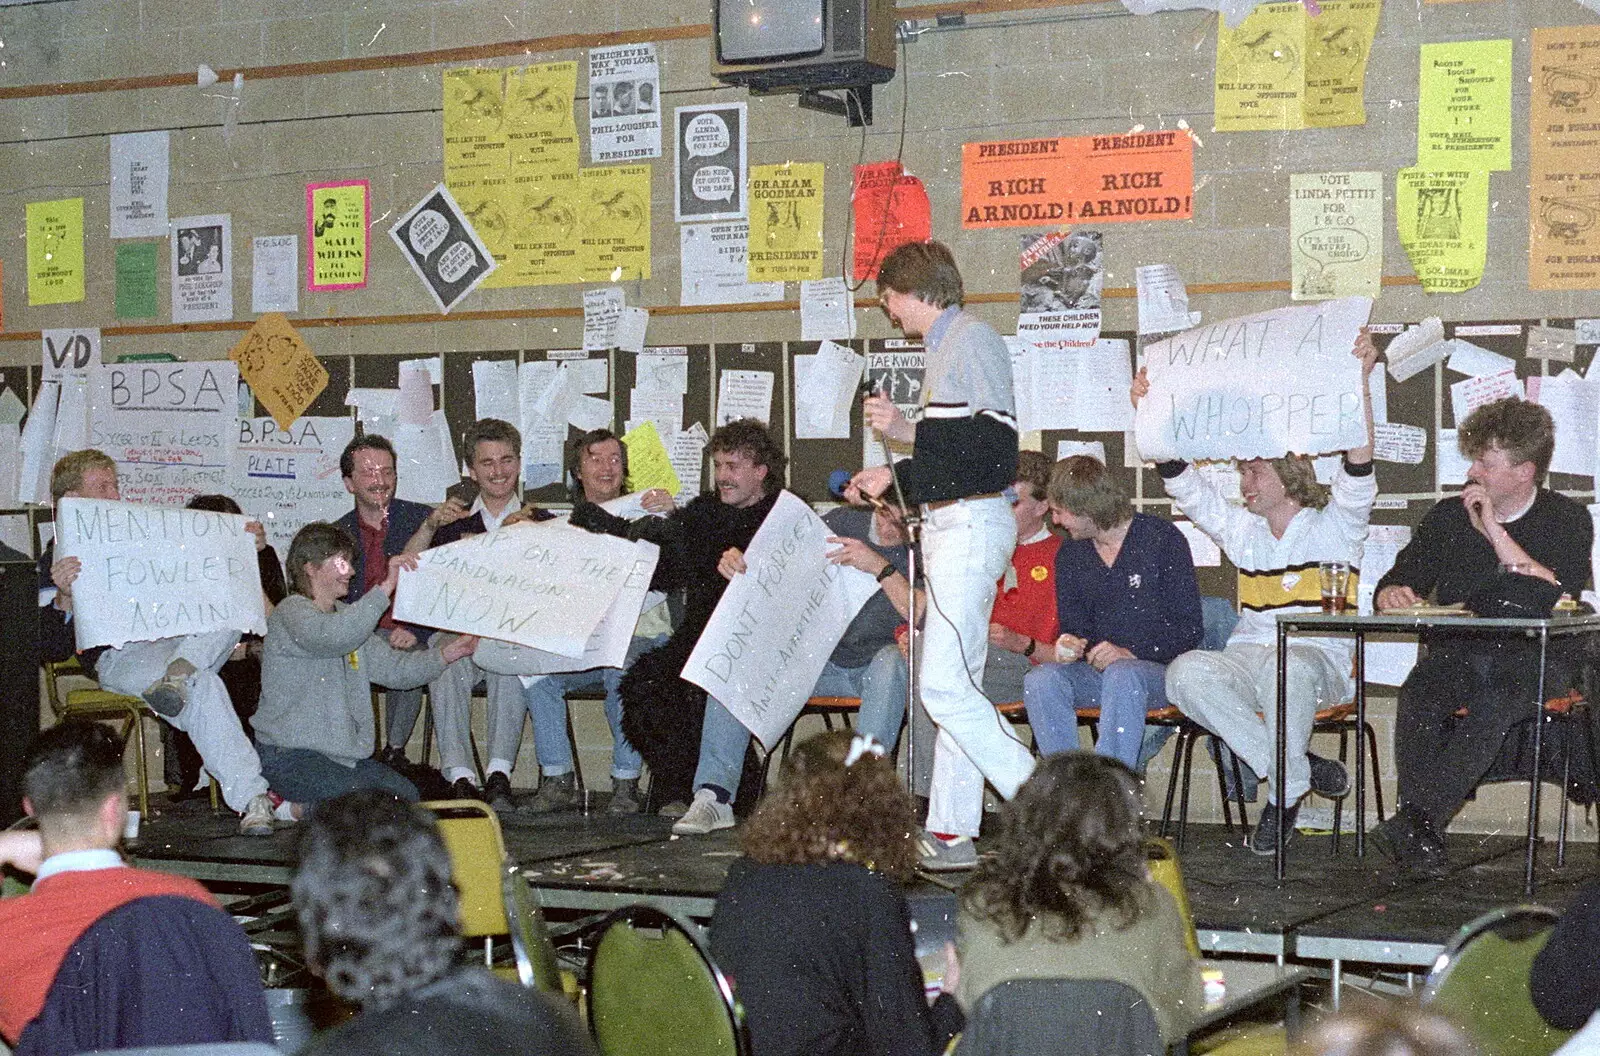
[{"xmin": 872, "ymin": 427, "xmax": 923, "ymax": 797}]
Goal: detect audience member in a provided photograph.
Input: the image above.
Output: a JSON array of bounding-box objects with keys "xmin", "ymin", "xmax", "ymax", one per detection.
[
  {"xmin": 710, "ymin": 730, "xmax": 964, "ymax": 1056},
  {"xmin": 1372, "ymin": 398, "xmax": 1592, "ymax": 874},
  {"xmin": 1533, "ymin": 879, "xmax": 1600, "ymax": 1030},
  {"xmin": 41, "ymin": 450, "xmax": 280, "ymax": 835},
  {"xmin": 0, "ymin": 721, "xmax": 272, "ymax": 1052},
  {"xmin": 404, "ymin": 418, "xmax": 540, "ymax": 809},
  {"xmin": 1023, "ymin": 456, "xmax": 1202, "ymax": 768},
  {"xmin": 956, "ymin": 752, "xmax": 1203, "ymax": 1044},
  {"xmin": 291, "ymin": 789, "xmax": 595, "ymax": 1056},
  {"xmin": 983, "ymin": 450, "xmax": 1063, "ymax": 703},
  {"xmin": 334, "ymin": 434, "xmax": 436, "ymax": 770},
  {"xmin": 254, "ymin": 522, "xmax": 477, "ymax": 805},
  {"xmin": 1293, "ymin": 1000, "xmax": 1473, "ymax": 1056},
  {"xmin": 1143, "ymin": 332, "xmax": 1378, "ymax": 855}
]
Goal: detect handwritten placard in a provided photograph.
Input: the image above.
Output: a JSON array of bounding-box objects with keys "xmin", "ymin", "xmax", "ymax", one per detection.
[
  {"xmin": 230, "ymin": 313, "xmax": 328, "ymax": 431},
  {"xmin": 56, "ymin": 497, "xmax": 267, "ymax": 650},
  {"xmin": 227, "ymin": 416, "xmax": 355, "ymax": 561},
  {"xmin": 1134, "ymin": 297, "xmax": 1372, "ymax": 462},
  {"xmin": 89, "ymin": 361, "xmax": 239, "ymax": 506}
]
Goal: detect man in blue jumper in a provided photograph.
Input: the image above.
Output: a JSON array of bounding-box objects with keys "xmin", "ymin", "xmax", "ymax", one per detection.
[{"xmin": 1022, "ymin": 456, "xmax": 1203, "ymax": 768}]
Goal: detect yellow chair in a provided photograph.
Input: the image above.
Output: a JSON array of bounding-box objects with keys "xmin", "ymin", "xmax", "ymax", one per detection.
[
  {"xmin": 1146, "ymin": 837, "xmax": 1201, "ymax": 959},
  {"xmin": 418, "ymin": 800, "xmax": 562, "ymax": 994},
  {"xmin": 43, "ymin": 658, "xmax": 153, "ymax": 818}
]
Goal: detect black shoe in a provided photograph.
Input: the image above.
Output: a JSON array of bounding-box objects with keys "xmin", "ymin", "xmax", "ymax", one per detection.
[
  {"xmin": 1246, "ymin": 800, "xmax": 1299, "ymax": 857},
  {"xmin": 484, "ymin": 772, "xmax": 515, "ymax": 812},
  {"xmin": 450, "ymin": 777, "xmax": 483, "ymax": 802},
  {"xmin": 608, "ymin": 778, "xmax": 641, "ymax": 815},
  {"xmin": 1370, "ymin": 807, "xmax": 1448, "ymax": 875},
  {"xmin": 376, "ymin": 746, "xmax": 409, "ymax": 770},
  {"xmin": 1308, "ymin": 754, "xmax": 1351, "ymax": 799},
  {"xmin": 522, "ymin": 772, "xmax": 579, "ymax": 815}
]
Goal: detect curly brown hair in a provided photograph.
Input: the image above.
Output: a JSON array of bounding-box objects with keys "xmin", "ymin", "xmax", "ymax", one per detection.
[
  {"xmin": 961, "ymin": 752, "xmax": 1149, "ymax": 944},
  {"xmin": 740, "ymin": 730, "xmax": 919, "ymax": 883}
]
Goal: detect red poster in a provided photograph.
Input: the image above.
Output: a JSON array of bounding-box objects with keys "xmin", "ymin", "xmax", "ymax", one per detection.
[
  {"xmin": 852, "ymin": 161, "xmax": 932, "ymax": 281},
  {"xmin": 961, "ymin": 132, "xmax": 1194, "ymax": 229}
]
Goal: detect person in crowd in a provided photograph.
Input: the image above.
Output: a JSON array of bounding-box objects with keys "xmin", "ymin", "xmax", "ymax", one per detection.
[
  {"xmin": 41, "ymin": 450, "xmax": 281, "ymax": 835},
  {"xmin": 1293, "ymin": 1001, "xmax": 1473, "ymax": 1056},
  {"xmin": 1023, "ymin": 456, "xmax": 1203, "ymax": 768},
  {"xmin": 254, "ymin": 522, "xmax": 477, "ymax": 805},
  {"xmin": 674, "ymin": 488, "xmax": 923, "ymax": 835},
  {"xmin": 956, "ymin": 752, "xmax": 1203, "ymax": 1045},
  {"xmin": 0, "ymin": 722, "xmax": 272, "ymax": 1051},
  {"xmin": 1139, "ymin": 332, "xmax": 1379, "ymax": 854},
  {"xmin": 291, "ymin": 789, "xmax": 595, "ymax": 1056},
  {"xmin": 403, "ymin": 418, "xmax": 541, "ymax": 810},
  {"xmin": 849, "ymin": 239, "xmax": 1034, "ymax": 872},
  {"xmin": 983, "ymin": 450, "xmax": 1063, "ymax": 704},
  {"xmin": 1372, "ymin": 398, "xmax": 1592, "ymax": 874},
  {"xmin": 161, "ymin": 493, "xmax": 288, "ymax": 801},
  {"xmin": 570, "ymin": 419, "xmax": 784, "ymax": 815},
  {"xmin": 1532, "ymin": 878, "xmax": 1600, "ymax": 1030},
  {"xmin": 513, "ymin": 429, "xmax": 676, "ymax": 816},
  {"xmin": 335, "ymin": 434, "xmax": 436, "ymax": 771},
  {"xmin": 710, "ymin": 730, "xmax": 964, "ymax": 1056}
]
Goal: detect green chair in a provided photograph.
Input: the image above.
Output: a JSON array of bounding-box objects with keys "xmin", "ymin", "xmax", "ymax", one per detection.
[
  {"xmin": 586, "ymin": 904, "xmax": 748, "ymax": 1056},
  {"xmin": 1420, "ymin": 905, "xmax": 1572, "ymax": 1056}
]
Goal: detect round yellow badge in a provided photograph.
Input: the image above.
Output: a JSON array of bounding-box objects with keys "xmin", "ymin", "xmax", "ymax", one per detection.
[{"xmin": 1030, "ymin": 565, "xmax": 1049, "ymax": 582}]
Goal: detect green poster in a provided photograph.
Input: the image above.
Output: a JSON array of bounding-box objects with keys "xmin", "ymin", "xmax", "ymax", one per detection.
[{"xmin": 115, "ymin": 241, "xmax": 158, "ymax": 318}]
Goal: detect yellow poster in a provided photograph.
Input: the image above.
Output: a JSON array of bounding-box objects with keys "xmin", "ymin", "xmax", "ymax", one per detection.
[
  {"xmin": 1529, "ymin": 24, "xmax": 1600, "ymax": 291},
  {"xmin": 620, "ymin": 420, "xmax": 681, "ymax": 495},
  {"xmin": 1215, "ymin": 1, "xmax": 1379, "ymax": 132},
  {"xmin": 1396, "ymin": 168, "xmax": 1488, "ymax": 293},
  {"xmin": 443, "ymin": 67, "xmax": 510, "ymax": 187},
  {"xmin": 26, "ymin": 198, "xmax": 84, "ymax": 306},
  {"xmin": 1290, "ymin": 171, "xmax": 1384, "ymax": 300},
  {"xmin": 306, "ymin": 180, "xmax": 369, "ymax": 291},
  {"xmin": 229, "ymin": 313, "xmax": 328, "ymax": 431},
  {"xmin": 1417, "ymin": 40, "xmax": 1512, "ymax": 172},
  {"xmin": 747, "ymin": 161, "xmax": 825, "ymax": 282},
  {"xmin": 456, "ymin": 185, "xmax": 517, "ymax": 289},
  {"xmin": 578, "ymin": 166, "xmax": 652, "ymax": 282},
  {"xmin": 504, "ymin": 171, "xmax": 585, "ymax": 286},
  {"xmin": 505, "ymin": 63, "xmax": 579, "ymax": 177}
]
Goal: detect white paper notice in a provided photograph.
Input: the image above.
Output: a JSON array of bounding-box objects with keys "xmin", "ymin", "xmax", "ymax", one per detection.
[
  {"xmin": 794, "ymin": 340, "xmax": 864, "ymax": 440},
  {"xmin": 1135, "ymin": 298, "xmax": 1373, "ymax": 461},
  {"xmin": 0, "ymin": 424, "xmax": 20, "ymax": 514},
  {"xmin": 1384, "ymin": 318, "xmax": 1447, "ymax": 382},
  {"xmin": 1358, "ymin": 523, "xmax": 1418, "ymax": 684},
  {"xmin": 636, "ymin": 352, "xmax": 689, "ymax": 395},
  {"xmin": 1026, "ymin": 346, "xmax": 1075, "ymax": 431},
  {"xmin": 41, "ymin": 328, "xmax": 100, "ymax": 381},
  {"xmin": 1136, "ymin": 263, "xmax": 1201, "ymax": 335},
  {"xmin": 583, "ymin": 287, "xmax": 625, "ymax": 350},
  {"xmin": 89, "ymin": 362, "xmax": 238, "ymax": 505},
  {"xmin": 1372, "ymin": 422, "xmax": 1426, "ymax": 464},
  {"xmin": 251, "ymin": 235, "xmax": 299, "ymax": 314},
  {"xmin": 681, "ymin": 492, "xmax": 879, "ymax": 749},
  {"xmin": 562, "ymin": 357, "xmax": 609, "ymax": 395},
  {"xmin": 109, "ymin": 131, "xmax": 170, "ymax": 239},
  {"xmin": 629, "ymin": 389, "xmax": 684, "ymax": 438},
  {"xmin": 55, "ymin": 498, "xmax": 266, "ymax": 650},
  {"xmin": 171, "ymin": 214, "xmax": 234, "ymax": 323},
  {"xmin": 799, "ymin": 277, "xmax": 857, "ymax": 341},
  {"xmin": 1074, "ymin": 339, "xmax": 1135, "ymax": 432},
  {"xmin": 17, "ymin": 381, "xmax": 59, "ymax": 505},
  {"xmin": 614, "ymin": 306, "xmax": 649, "ymax": 354},
  {"xmin": 669, "ymin": 423, "xmax": 708, "ymax": 499},
  {"xmin": 473, "ymin": 359, "xmax": 520, "ymax": 427},
  {"xmin": 1436, "ymin": 429, "xmax": 1470, "ymax": 486},
  {"xmin": 519, "ymin": 362, "xmax": 566, "ymax": 480},
  {"xmin": 717, "ymin": 369, "xmax": 774, "ymax": 426},
  {"xmin": 1449, "ymin": 369, "xmax": 1521, "ymax": 424},
  {"xmin": 393, "ymin": 410, "xmax": 460, "ymax": 505},
  {"xmin": 568, "ymin": 394, "xmax": 614, "ymax": 431},
  {"xmin": 229, "ymin": 416, "xmax": 356, "ymax": 561},
  {"xmin": 1445, "ymin": 339, "xmax": 1518, "ymax": 378},
  {"xmin": 1577, "ymin": 320, "xmax": 1600, "ymax": 346},
  {"xmin": 1529, "ymin": 372, "xmax": 1599, "ymax": 478},
  {"xmin": 1527, "ymin": 326, "xmax": 1578, "ymax": 363},
  {"xmin": 679, "ymin": 222, "xmax": 783, "ymax": 307},
  {"xmin": 1174, "ymin": 520, "xmax": 1222, "ymax": 567},
  {"xmin": 1006, "ymin": 337, "xmax": 1037, "ymax": 434},
  {"xmin": 588, "ymin": 42, "xmax": 662, "ymax": 164},
  {"xmin": 1055, "ymin": 440, "xmax": 1108, "ymax": 464},
  {"xmin": 345, "ymin": 388, "xmax": 398, "ymax": 424}
]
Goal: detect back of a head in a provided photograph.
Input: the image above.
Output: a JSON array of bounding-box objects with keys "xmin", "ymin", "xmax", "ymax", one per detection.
[
  {"xmin": 1296, "ymin": 1001, "xmax": 1474, "ymax": 1056},
  {"xmin": 186, "ymin": 494, "xmax": 243, "ymax": 516},
  {"xmin": 875, "ymin": 240, "xmax": 964, "ymax": 308},
  {"xmin": 23, "ymin": 721, "xmax": 127, "ymax": 832},
  {"xmin": 292, "ymin": 790, "xmax": 463, "ymax": 1009}
]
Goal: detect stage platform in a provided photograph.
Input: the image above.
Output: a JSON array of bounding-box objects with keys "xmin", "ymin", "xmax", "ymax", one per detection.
[{"xmin": 129, "ymin": 798, "xmax": 1598, "ymax": 979}]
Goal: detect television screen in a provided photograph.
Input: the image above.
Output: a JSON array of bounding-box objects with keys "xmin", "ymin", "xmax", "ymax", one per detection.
[{"xmin": 717, "ymin": 0, "xmax": 825, "ymax": 63}]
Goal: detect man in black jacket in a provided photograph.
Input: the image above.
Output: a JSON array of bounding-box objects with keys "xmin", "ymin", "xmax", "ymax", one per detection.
[{"xmin": 1372, "ymin": 398, "xmax": 1592, "ymax": 873}]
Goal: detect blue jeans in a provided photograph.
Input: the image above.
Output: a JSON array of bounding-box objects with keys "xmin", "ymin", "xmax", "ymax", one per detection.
[
  {"xmin": 1023, "ymin": 658, "xmax": 1170, "ymax": 769},
  {"xmin": 257, "ymin": 742, "xmax": 418, "ymax": 805},
  {"xmin": 520, "ymin": 633, "xmax": 665, "ymax": 780},
  {"xmin": 694, "ymin": 645, "xmax": 910, "ymax": 803}
]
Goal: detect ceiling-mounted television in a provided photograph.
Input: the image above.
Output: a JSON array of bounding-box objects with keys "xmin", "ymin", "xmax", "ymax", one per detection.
[{"xmin": 712, "ymin": 0, "xmax": 896, "ymax": 94}]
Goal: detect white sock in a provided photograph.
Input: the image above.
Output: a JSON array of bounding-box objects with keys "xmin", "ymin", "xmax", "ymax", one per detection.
[
  {"xmin": 487, "ymin": 759, "xmax": 514, "ymax": 777},
  {"xmin": 444, "ymin": 766, "xmax": 478, "ymax": 785}
]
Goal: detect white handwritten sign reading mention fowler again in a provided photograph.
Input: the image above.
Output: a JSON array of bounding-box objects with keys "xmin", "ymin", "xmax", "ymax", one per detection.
[
  {"xmin": 682, "ymin": 491, "xmax": 880, "ymax": 750},
  {"xmin": 1134, "ymin": 297, "xmax": 1373, "ymax": 462},
  {"xmin": 391, "ymin": 522, "xmax": 643, "ymax": 657},
  {"xmin": 56, "ymin": 498, "xmax": 267, "ymax": 650}
]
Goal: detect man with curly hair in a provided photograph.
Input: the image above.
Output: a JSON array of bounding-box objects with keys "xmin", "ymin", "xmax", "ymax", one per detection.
[
  {"xmin": 1138, "ymin": 332, "xmax": 1379, "ymax": 855},
  {"xmin": 291, "ymin": 789, "xmax": 593, "ymax": 1056}
]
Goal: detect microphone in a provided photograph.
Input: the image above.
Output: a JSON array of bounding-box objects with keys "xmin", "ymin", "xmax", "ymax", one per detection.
[{"xmin": 828, "ymin": 469, "xmax": 853, "ymax": 498}]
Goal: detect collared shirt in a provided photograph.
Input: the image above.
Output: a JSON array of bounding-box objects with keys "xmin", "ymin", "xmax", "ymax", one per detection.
[
  {"xmin": 923, "ymin": 304, "xmax": 963, "ymax": 355},
  {"xmin": 36, "ymin": 848, "xmax": 125, "ymax": 883},
  {"xmin": 472, "ymin": 495, "xmax": 519, "ymax": 533},
  {"xmin": 357, "ymin": 509, "xmax": 394, "ymax": 630}
]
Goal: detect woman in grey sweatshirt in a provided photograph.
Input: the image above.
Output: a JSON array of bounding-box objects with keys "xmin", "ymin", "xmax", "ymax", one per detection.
[{"xmin": 254, "ymin": 522, "xmax": 477, "ymax": 804}]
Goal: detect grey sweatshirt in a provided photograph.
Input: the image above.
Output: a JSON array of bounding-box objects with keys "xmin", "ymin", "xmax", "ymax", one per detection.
[{"xmin": 255, "ymin": 589, "xmax": 447, "ymax": 766}]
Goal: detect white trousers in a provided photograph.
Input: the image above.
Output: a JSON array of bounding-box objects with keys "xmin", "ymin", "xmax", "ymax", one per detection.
[
  {"xmin": 920, "ymin": 497, "xmax": 1035, "ymax": 838},
  {"xmin": 1164, "ymin": 641, "xmax": 1345, "ymax": 806},
  {"xmin": 95, "ymin": 631, "xmax": 267, "ymax": 811},
  {"xmin": 427, "ymin": 652, "xmax": 526, "ymax": 779}
]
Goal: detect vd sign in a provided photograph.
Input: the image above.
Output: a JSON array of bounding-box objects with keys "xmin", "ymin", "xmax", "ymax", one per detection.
[{"xmin": 41, "ymin": 327, "xmax": 100, "ymax": 380}]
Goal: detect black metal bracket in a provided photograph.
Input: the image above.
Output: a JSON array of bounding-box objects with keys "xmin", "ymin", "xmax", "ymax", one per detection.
[{"xmin": 798, "ymin": 84, "xmax": 873, "ymax": 126}]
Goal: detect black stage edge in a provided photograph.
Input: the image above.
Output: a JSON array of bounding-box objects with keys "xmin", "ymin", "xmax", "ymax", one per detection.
[
  {"xmin": 129, "ymin": 800, "xmax": 1600, "ymax": 971},
  {"xmin": 0, "ymin": 554, "xmax": 40, "ymax": 826}
]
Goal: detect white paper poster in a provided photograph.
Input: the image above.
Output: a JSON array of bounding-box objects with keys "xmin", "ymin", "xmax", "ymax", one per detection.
[
  {"xmin": 109, "ymin": 131, "xmax": 170, "ymax": 239},
  {"xmin": 583, "ymin": 287, "xmax": 625, "ymax": 350},
  {"xmin": 1073, "ymin": 339, "xmax": 1135, "ymax": 432},
  {"xmin": 669, "ymin": 422, "xmax": 708, "ymax": 499},
  {"xmin": 800, "ymin": 278, "xmax": 858, "ymax": 341},
  {"xmin": 17, "ymin": 380, "xmax": 59, "ymax": 505},
  {"xmin": 228, "ymin": 416, "xmax": 356, "ymax": 562},
  {"xmin": 1372, "ymin": 422, "xmax": 1426, "ymax": 464},
  {"xmin": 588, "ymin": 42, "xmax": 662, "ymax": 163},
  {"xmin": 1135, "ymin": 297, "xmax": 1373, "ymax": 461},
  {"xmin": 89, "ymin": 362, "xmax": 239, "ymax": 505},
  {"xmin": 1384, "ymin": 317, "xmax": 1448, "ymax": 382},
  {"xmin": 674, "ymin": 102, "xmax": 747, "ymax": 223},
  {"xmin": 55, "ymin": 497, "xmax": 267, "ymax": 650},
  {"xmin": 1136, "ymin": 263, "xmax": 1201, "ymax": 336},
  {"xmin": 1448, "ymin": 369, "xmax": 1521, "ymax": 424},
  {"xmin": 41, "ymin": 328, "xmax": 100, "ymax": 381},
  {"xmin": 1529, "ymin": 372, "xmax": 1599, "ymax": 478},
  {"xmin": 171, "ymin": 214, "xmax": 234, "ymax": 323},
  {"xmin": 794, "ymin": 340, "xmax": 865, "ymax": 440},
  {"xmin": 473, "ymin": 359, "xmax": 520, "ymax": 426},
  {"xmin": 716, "ymin": 369, "xmax": 774, "ymax": 426},
  {"xmin": 1437, "ymin": 428, "xmax": 1471, "ymax": 486},
  {"xmin": 680, "ymin": 221, "xmax": 783, "ymax": 306},
  {"xmin": 393, "ymin": 409, "xmax": 461, "ymax": 505},
  {"xmin": 682, "ymin": 491, "xmax": 879, "ymax": 748},
  {"xmin": 251, "ymin": 235, "xmax": 299, "ymax": 314},
  {"xmin": 1018, "ymin": 231, "xmax": 1103, "ymax": 349},
  {"xmin": 393, "ymin": 522, "xmax": 643, "ymax": 655}
]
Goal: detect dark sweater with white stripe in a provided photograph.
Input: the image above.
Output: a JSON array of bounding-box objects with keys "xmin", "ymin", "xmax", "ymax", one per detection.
[{"xmin": 892, "ymin": 309, "xmax": 1019, "ymax": 504}]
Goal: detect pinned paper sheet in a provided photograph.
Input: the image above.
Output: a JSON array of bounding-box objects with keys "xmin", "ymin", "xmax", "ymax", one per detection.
[
  {"xmin": 1526, "ymin": 326, "xmax": 1577, "ymax": 363},
  {"xmin": 1136, "ymin": 264, "xmax": 1200, "ymax": 336},
  {"xmin": 1579, "ymin": 320, "xmax": 1600, "ymax": 346},
  {"xmin": 1372, "ymin": 422, "xmax": 1426, "ymax": 464},
  {"xmin": 716, "ymin": 369, "xmax": 774, "ymax": 426},
  {"xmin": 397, "ymin": 360, "xmax": 436, "ymax": 427},
  {"xmin": 800, "ymin": 278, "xmax": 857, "ymax": 341},
  {"xmin": 1174, "ymin": 520, "xmax": 1222, "ymax": 567},
  {"xmin": 613, "ymin": 307, "xmax": 649, "ymax": 354},
  {"xmin": 1006, "ymin": 337, "xmax": 1039, "ymax": 434},
  {"xmin": 669, "ymin": 423, "xmax": 708, "ymax": 498},
  {"xmin": 1449, "ymin": 369, "xmax": 1521, "ymax": 424},
  {"xmin": 1074, "ymin": 340, "xmax": 1134, "ymax": 432},
  {"xmin": 620, "ymin": 421, "xmax": 681, "ymax": 496},
  {"xmin": 1528, "ymin": 372, "xmax": 1598, "ymax": 477},
  {"xmin": 1055, "ymin": 440, "xmax": 1107, "ymax": 465},
  {"xmin": 1436, "ymin": 428, "xmax": 1470, "ymax": 486},
  {"xmin": 794, "ymin": 340, "xmax": 864, "ymax": 440},
  {"xmin": 562, "ymin": 358, "xmax": 609, "ymax": 395},
  {"xmin": 1445, "ymin": 339, "xmax": 1516, "ymax": 378},
  {"xmin": 394, "ymin": 409, "xmax": 460, "ymax": 504},
  {"xmin": 679, "ymin": 221, "xmax": 783, "ymax": 307},
  {"xmin": 346, "ymin": 388, "xmax": 398, "ymax": 424},
  {"xmin": 251, "ymin": 235, "xmax": 299, "ymax": 314},
  {"xmin": 568, "ymin": 394, "xmax": 614, "ymax": 431},
  {"xmin": 583, "ymin": 287, "xmax": 625, "ymax": 350},
  {"xmin": 473, "ymin": 359, "xmax": 520, "ymax": 426},
  {"xmin": 1384, "ymin": 318, "xmax": 1448, "ymax": 382}
]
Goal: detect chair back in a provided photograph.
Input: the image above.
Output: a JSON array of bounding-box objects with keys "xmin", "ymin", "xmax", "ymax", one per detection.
[
  {"xmin": 951, "ymin": 977, "xmax": 1162, "ymax": 1056},
  {"xmin": 587, "ymin": 904, "xmax": 747, "ymax": 1056},
  {"xmin": 80, "ymin": 1046, "xmax": 281, "ymax": 1056},
  {"xmin": 1421, "ymin": 905, "xmax": 1571, "ymax": 1056},
  {"xmin": 1145, "ymin": 838, "xmax": 1201, "ymax": 959}
]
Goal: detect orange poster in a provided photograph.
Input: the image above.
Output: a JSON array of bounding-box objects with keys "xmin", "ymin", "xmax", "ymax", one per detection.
[
  {"xmin": 1529, "ymin": 24, "xmax": 1600, "ymax": 291},
  {"xmin": 962, "ymin": 132, "xmax": 1193, "ymax": 229}
]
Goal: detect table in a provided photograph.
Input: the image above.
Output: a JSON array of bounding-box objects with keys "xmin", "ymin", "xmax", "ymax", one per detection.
[
  {"xmin": 1175, "ymin": 959, "xmax": 1310, "ymax": 1056},
  {"xmin": 1272, "ymin": 611, "xmax": 1600, "ymax": 890}
]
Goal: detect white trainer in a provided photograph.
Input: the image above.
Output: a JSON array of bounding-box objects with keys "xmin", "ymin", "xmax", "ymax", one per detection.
[
  {"xmin": 671, "ymin": 788, "xmax": 734, "ymax": 836},
  {"xmin": 240, "ymin": 793, "xmax": 275, "ymax": 837}
]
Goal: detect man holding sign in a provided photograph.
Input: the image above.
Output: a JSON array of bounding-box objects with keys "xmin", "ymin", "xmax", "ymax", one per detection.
[{"xmin": 1135, "ymin": 331, "xmax": 1379, "ymax": 856}]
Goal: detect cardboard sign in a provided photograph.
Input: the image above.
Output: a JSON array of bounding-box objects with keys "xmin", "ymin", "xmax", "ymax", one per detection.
[
  {"xmin": 230, "ymin": 313, "xmax": 328, "ymax": 430},
  {"xmin": 962, "ymin": 132, "xmax": 1192, "ymax": 229}
]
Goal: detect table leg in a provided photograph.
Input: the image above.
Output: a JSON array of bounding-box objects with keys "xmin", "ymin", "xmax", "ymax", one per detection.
[
  {"xmin": 1331, "ymin": 959, "xmax": 1342, "ymax": 1010},
  {"xmin": 1276, "ymin": 621, "xmax": 1290, "ymax": 881},
  {"xmin": 1285, "ymin": 980, "xmax": 1302, "ymax": 1039},
  {"xmin": 1355, "ymin": 631, "xmax": 1366, "ymax": 858},
  {"xmin": 1524, "ymin": 628, "xmax": 1549, "ymax": 896}
]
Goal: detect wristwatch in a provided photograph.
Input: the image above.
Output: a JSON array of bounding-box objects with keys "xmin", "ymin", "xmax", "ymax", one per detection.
[{"xmin": 875, "ymin": 564, "xmax": 897, "ymax": 583}]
